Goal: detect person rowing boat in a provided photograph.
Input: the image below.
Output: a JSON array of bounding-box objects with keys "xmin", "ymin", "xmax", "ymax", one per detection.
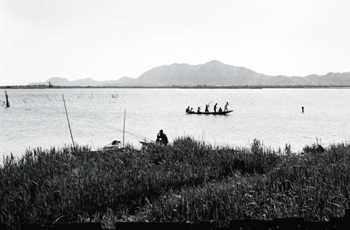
[
  {"xmin": 224, "ymin": 102, "xmax": 230, "ymax": 112},
  {"xmin": 205, "ymin": 104, "xmax": 209, "ymax": 113}
]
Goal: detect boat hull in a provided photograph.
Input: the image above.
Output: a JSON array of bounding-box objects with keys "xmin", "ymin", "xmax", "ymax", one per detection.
[{"xmin": 186, "ymin": 110, "xmax": 233, "ymax": 115}]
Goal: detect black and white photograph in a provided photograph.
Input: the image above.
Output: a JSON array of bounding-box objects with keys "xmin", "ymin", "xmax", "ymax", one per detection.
[{"xmin": 1, "ymin": 0, "xmax": 350, "ymax": 229}]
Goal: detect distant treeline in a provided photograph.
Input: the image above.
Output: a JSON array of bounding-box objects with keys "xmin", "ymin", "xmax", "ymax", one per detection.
[{"xmin": 2, "ymin": 85, "xmax": 350, "ymax": 89}]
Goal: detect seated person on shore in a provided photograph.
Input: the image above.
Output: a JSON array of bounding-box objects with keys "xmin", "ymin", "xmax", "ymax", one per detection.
[
  {"xmin": 156, "ymin": 129, "xmax": 168, "ymax": 145},
  {"xmin": 186, "ymin": 106, "xmax": 190, "ymax": 112},
  {"xmin": 197, "ymin": 107, "xmax": 201, "ymax": 113},
  {"xmin": 218, "ymin": 107, "xmax": 222, "ymax": 113}
]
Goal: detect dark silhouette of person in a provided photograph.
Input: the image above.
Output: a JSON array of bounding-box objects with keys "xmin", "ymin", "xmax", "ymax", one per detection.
[
  {"xmin": 302, "ymin": 106, "xmax": 304, "ymax": 113},
  {"xmin": 219, "ymin": 107, "xmax": 222, "ymax": 113},
  {"xmin": 214, "ymin": 103, "xmax": 218, "ymax": 113},
  {"xmin": 205, "ymin": 104, "xmax": 209, "ymax": 113},
  {"xmin": 186, "ymin": 106, "xmax": 190, "ymax": 112},
  {"xmin": 156, "ymin": 129, "xmax": 168, "ymax": 145},
  {"xmin": 197, "ymin": 107, "xmax": 201, "ymax": 113},
  {"xmin": 224, "ymin": 102, "xmax": 230, "ymax": 112}
]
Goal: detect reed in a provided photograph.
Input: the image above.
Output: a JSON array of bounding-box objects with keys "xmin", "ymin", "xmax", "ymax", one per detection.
[{"xmin": 1, "ymin": 138, "xmax": 350, "ymax": 229}]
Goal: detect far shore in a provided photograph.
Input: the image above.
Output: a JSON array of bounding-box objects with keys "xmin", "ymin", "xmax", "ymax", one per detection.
[{"xmin": 2, "ymin": 85, "xmax": 350, "ymax": 89}]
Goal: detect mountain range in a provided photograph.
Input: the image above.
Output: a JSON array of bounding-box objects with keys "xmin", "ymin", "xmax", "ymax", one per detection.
[{"xmin": 29, "ymin": 60, "xmax": 350, "ymax": 87}]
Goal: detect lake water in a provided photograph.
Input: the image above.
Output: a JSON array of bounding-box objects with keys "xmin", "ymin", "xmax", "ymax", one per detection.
[{"xmin": 1, "ymin": 88, "xmax": 350, "ymax": 162}]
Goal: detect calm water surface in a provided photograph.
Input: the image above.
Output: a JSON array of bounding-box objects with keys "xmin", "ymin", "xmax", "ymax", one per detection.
[{"xmin": 1, "ymin": 88, "xmax": 350, "ymax": 162}]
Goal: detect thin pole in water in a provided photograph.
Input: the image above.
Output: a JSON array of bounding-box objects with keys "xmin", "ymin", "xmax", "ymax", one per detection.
[
  {"xmin": 123, "ymin": 109, "xmax": 126, "ymax": 147},
  {"xmin": 62, "ymin": 94, "xmax": 75, "ymax": 148},
  {"xmin": 5, "ymin": 90, "xmax": 10, "ymax": 108}
]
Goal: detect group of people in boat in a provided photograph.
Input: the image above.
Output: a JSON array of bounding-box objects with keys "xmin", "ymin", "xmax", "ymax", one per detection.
[{"xmin": 186, "ymin": 102, "xmax": 230, "ymax": 114}]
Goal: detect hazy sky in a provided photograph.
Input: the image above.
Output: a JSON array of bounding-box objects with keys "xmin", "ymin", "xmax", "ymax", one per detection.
[{"xmin": 1, "ymin": 0, "xmax": 350, "ymax": 85}]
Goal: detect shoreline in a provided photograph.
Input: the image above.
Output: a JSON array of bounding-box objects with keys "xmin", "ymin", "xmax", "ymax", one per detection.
[
  {"xmin": 1, "ymin": 137, "xmax": 347, "ymax": 163},
  {"xmin": 2, "ymin": 85, "xmax": 350, "ymax": 89}
]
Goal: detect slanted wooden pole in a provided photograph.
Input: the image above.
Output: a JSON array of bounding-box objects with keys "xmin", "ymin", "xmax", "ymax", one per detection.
[
  {"xmin": 5, "ymin": 90, "xmax": 10, "ymax": 108},
  {"xmin": 123, "ymin": 109, "xmax": 126, "ymax": 147},
  {"xmin": 62, "ymin": 94, "xmax": 75, "ymax": 149}
]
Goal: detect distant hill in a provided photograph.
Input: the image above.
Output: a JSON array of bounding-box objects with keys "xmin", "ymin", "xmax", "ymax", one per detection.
[
  {"xmin": 30, "ymin": 77, "xmax": 101, "ymax": 86},
  {"xmin": 29, "ymin": 60, "xmax": 350, "ymax": 87}
]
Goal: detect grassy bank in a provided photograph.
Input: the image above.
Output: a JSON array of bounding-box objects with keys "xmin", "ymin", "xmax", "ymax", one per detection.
[{"xmin": 1, "ymin": 137, "xmax": 350, "ymax": 229}]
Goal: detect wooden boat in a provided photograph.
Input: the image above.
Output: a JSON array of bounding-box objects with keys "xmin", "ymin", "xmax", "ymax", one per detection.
[
  {"xmin": 186, "ymin": 110, "xmax": 233, "ymax": 115},
  {"xmin": 103, "ymin": 140, "xmax": 122, "ymax": 152}
]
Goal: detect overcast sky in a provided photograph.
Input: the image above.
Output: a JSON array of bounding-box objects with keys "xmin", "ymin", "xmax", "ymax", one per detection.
[{"xmin": 1, "ymin": 0, "xmax": 350, "ymax": 85}]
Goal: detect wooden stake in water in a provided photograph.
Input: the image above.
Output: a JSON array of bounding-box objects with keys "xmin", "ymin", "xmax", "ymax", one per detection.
[
  {"xmin": 62, "ymin": 94, "xmax": 75, "ymax": 148},
  {"xmin": 5, "ymin": 90, "xmax": 10, "ymax": 108},
  {"xmin": 123, "ymin": 109, "xmax": 126, "ymax": 147}
]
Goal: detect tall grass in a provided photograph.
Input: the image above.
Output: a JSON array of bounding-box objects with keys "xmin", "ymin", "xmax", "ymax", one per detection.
[{"xmin": 1, "ymin": 137, "xmax": 350, "ymax": 229}]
